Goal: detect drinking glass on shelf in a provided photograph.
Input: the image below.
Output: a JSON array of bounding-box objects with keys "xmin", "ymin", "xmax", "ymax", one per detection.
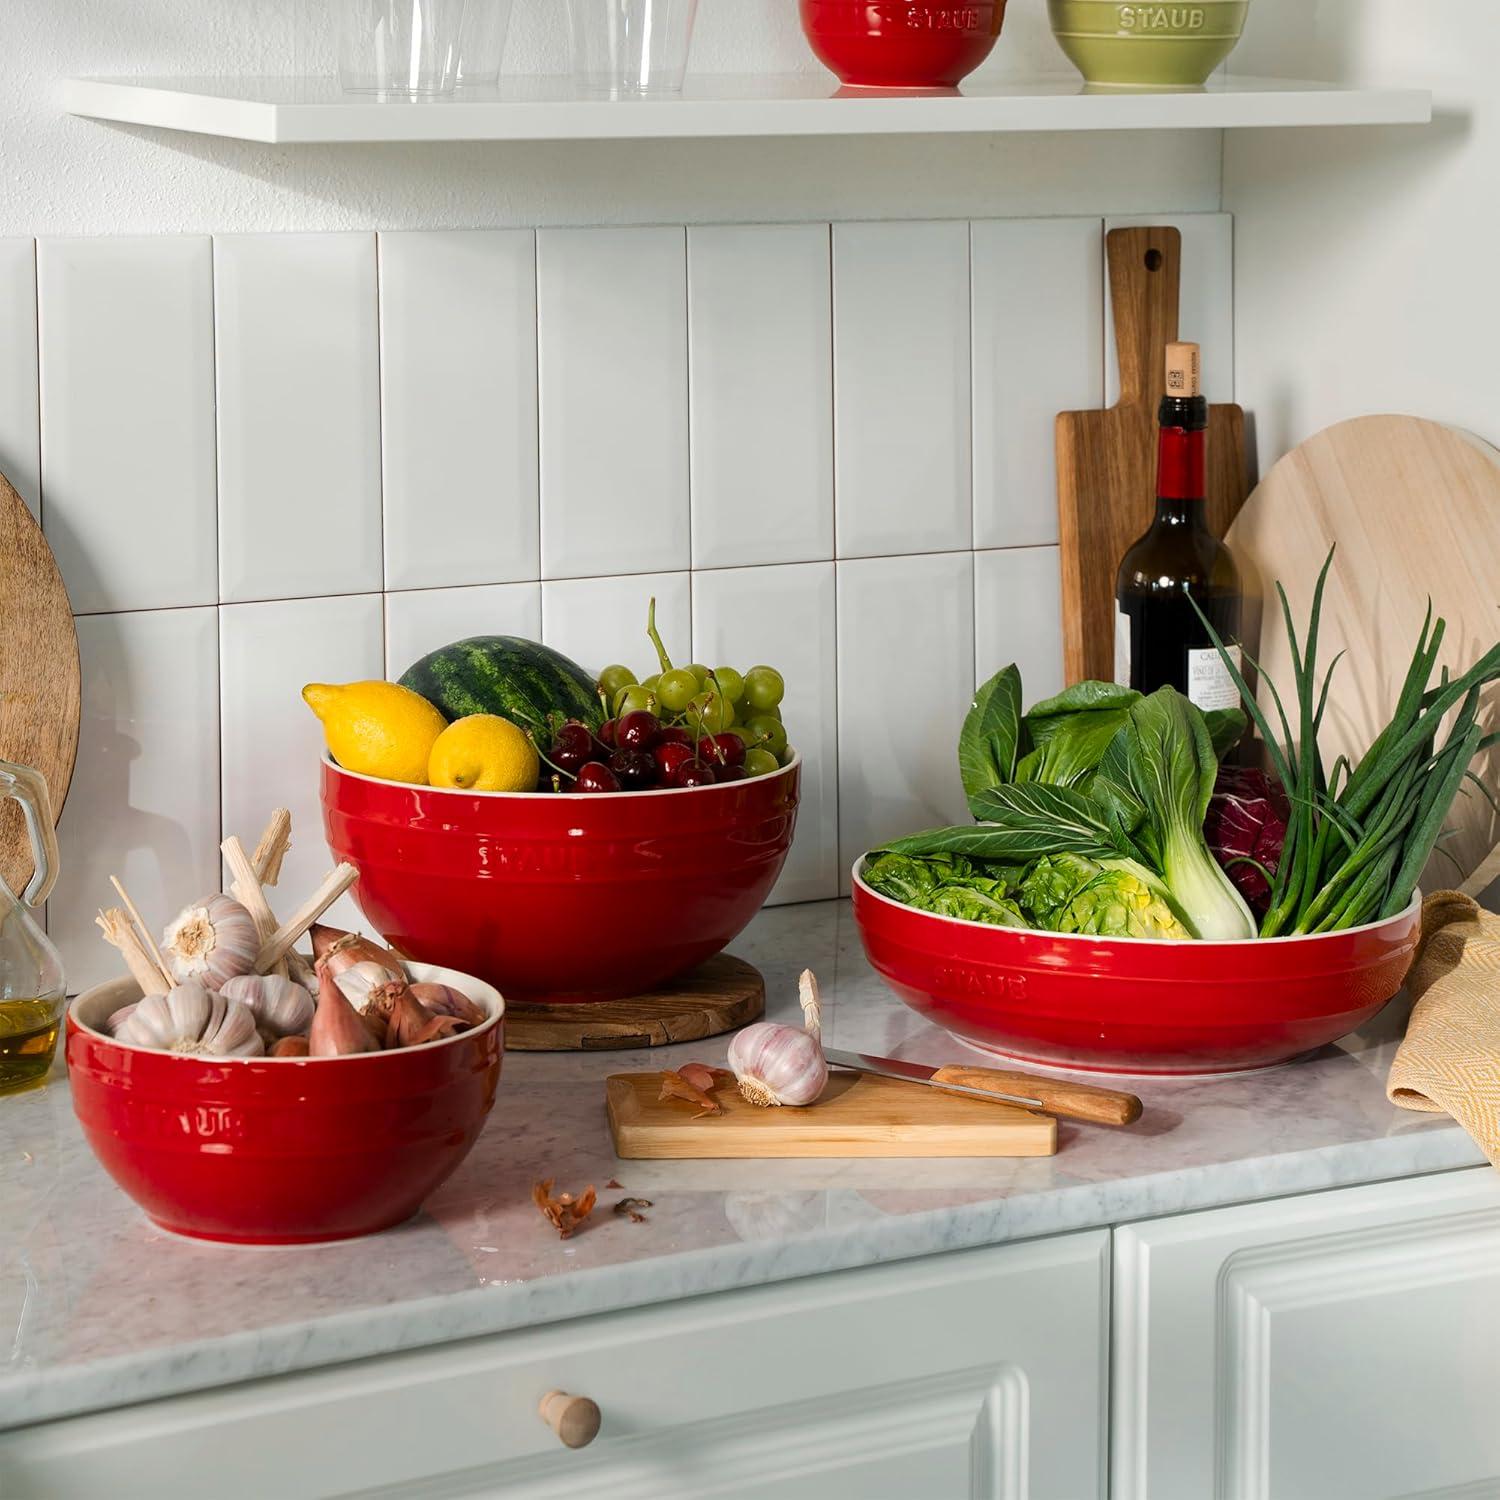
[
  {"xmin": 456, "ymin": 0, "xmax": 516, "ymax": 88},
  {"xmin": 564, "ymin": 0, "xmax": 700, "ymax": 98},
  {"xmin": 338, "ymin": 0, "xmax": 470, "ymax": 96}
]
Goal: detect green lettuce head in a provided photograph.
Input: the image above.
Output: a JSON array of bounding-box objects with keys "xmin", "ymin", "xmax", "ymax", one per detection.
[
  {"xmin": 1055, "ymin": 866, "xmax": 1191, "ymax": 940},
  {"xmin": 918, "ymin": 885, "xmax": 1031, "ymax": 929},
  {"xmin": 1018, "ymin": 853, "xmax": 1104, "ymax": 922},
  {"xmin": 861, "ymin": 851, "xmax": 944, "ymax": 906}
]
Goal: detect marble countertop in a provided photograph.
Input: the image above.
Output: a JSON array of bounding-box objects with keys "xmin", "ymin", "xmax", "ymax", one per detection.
[{"xmin": 1, "ymin": 898, "xmax": 1484, "ymax": 1432}]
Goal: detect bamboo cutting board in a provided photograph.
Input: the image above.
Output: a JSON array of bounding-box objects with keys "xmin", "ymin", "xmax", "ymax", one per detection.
[
  {"xmin": 1057, "ymin": 226, "xmax": 1248, "ymax": 684},
  {"xmin": 0, "ymin": 471, "xmax": 79, "ymax": 896},
  {"xmin": 606, "ymin": 1071, "xmax": 1057, "ymax": 1159},
  {"xmin": 1227, "ymin": 415, "xmax": 1500, "ymax": 883}
]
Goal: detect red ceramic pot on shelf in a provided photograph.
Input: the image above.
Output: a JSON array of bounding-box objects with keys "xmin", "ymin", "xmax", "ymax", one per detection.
[{"xmin": 800, "ymin": 0, "xmax": 1008, "ymax": 89}]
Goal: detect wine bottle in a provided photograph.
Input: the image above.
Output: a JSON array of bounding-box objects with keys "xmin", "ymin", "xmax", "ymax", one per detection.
[{"xmin": 1114, "ymin": 341, "xmax": 1243, "ymax": 709}]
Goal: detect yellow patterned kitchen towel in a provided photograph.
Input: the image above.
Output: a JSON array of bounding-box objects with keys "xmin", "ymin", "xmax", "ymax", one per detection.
[{"xmin": 1387, "ymin": 890, "xmax": 1500, "ymax": 1167}]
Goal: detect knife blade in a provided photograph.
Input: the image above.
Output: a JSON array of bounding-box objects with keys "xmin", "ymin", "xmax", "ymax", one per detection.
[{"xmin": 823, "ymin": 1049, "xmax": 1143, "ymax": 1127}]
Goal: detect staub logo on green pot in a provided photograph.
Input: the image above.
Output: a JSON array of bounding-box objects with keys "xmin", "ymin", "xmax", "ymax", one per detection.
[{"xmin": 1118, "ymin": 4, "xmax": 1207, "ymax": 29}]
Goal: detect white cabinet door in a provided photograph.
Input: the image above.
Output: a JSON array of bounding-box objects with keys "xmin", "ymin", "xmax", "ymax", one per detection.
[
  {"xmin": 1, "ymin": 1230, "xmax": 1108, "ymax": 1500},
  {"xmin": 1113, "ymin": 1167, "xmax": 1500, "ymax": 1500}
]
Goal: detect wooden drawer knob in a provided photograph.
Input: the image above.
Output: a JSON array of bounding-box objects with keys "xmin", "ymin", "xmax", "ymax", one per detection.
[{"xmin": 538, "ymin": 1389, "xmax": 602, "ymax": 1449}]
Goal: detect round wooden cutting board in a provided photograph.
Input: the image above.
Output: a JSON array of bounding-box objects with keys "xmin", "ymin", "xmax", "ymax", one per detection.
[
  {"xmin": 1227, "ymin": 415, "xmax": 1500, "ymax": 882},
  {"xmin": 0, "ymin": 472, "xmax": 80, "ymax": 896}
]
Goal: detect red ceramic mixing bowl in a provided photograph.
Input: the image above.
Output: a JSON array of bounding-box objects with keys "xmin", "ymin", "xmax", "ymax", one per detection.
[
  {"xmin": 67, "ymin": 963, "xmax": 503, "ymax": 1244},
  {"xmin": 800, "ymin": 0, "xmax": 1008, "ymax": 88},
  {"xmin": 322, "ymin": 754, "xmax": 800, "ymax": 1002},
  {"xmin": 852, "ymin": 860, "xmax": 1422, "ymax": 1075}
]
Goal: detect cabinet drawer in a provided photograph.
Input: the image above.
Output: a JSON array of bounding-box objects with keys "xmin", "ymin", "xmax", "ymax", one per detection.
[
  {"xmin": 1, "ymin": 1230, "xmax": 1108, "ymax": 1500},
  {"xmin": 1113, "ymin": 1167, "xmax": 1500, "ymax": 1500}
]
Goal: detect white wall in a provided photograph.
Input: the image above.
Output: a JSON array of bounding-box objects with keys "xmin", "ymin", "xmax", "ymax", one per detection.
[
  {"xmin": 5, "ymin": 2, "xmax": 1223, "ymax": 235},
  {"xmin": 1225, "ymin": 0, "xmax": 1499, "ymax": 467}
]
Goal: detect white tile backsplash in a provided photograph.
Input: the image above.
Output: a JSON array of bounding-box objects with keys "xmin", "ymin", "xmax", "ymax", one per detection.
[
  {"xmin": 53, "ymin": 608, "xmax": 221, "ymax": 993},
  {"xmin": 689, "ymin": 224, "xmax": 834, "ymax": 569},
  {"xmin": 837, "ymin": 551, "xmax": 976, "ymax": 886},
  {"xmin": 215, "ymin": 233, "xmax": 383, "ymax": 603},
  {"xmin": 25, "ymin": 215, "xmax": 1233, "ymax": 985},
  {"xmin": 0, "ymin": 238, "xmax": 39, "ymax": 520},
  {"xmin": 972, "ymin": 217, "xmax": 1104, "ymax": 551},
  {"xmin": 219, "ymin": 593, "xmax": 384, "ymax": 934},
  {"xmin": 834, "ymin": 220, "xmax": 972, "ymax": 558},
  {"xmin": 379, "ymin": 230, "xmax": 540, "ymax": 592},
  {"xmin": 537, "ymin": 227, "xmax": 690, "ymax": 580},
  {"xmin": 38, "ymin": 236, "xmax": 217, "ymax": 612},
  {"xmin": 693, "ymin": 562, "xmax": 838, "ymax": 904}
]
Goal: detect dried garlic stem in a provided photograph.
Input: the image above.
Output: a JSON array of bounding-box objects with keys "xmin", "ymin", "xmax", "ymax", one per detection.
[
  {"xmin": 255, "ymin": 863, "xmax": 358, "ymax": 973},
  {"xmin": 107, "ymin": 876, "xmax": 173, "ymax": 989},
  {"xmin": 250, "ymin": 808, "xmax": 292, "ymax": 887},
  {"xmin": 223, "ymin": 835, "xmax": 289, "ymax": 979},
  {"xmin": 96, "ymin": 908, "xmax": 171, "ymax": 996},
  {"xmin": 798, "ymin": 969, "xmax": 822, "ymax": 1038}
]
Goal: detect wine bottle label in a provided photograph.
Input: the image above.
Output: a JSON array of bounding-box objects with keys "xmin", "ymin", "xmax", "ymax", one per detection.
[
  {"xmin": 1114, "ymin": 607, "xmax": 1131, "ymax": 687},
  {"xmin": 1186, "ymin": 643, "xmax": 1243, "ymax": 711}
]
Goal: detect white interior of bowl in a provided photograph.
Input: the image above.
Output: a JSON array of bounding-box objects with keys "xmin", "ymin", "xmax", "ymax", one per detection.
[
  {"xmin": 71, "ymin": 960, "xmax": 504, "ymax": 1061},
  {"xmin": 851, "ymin": 857, "xmax": 1421, "ymax": 947},
  {"xmin": 323, "ymin": 748, "xmax": 800, "ymax": 800}
]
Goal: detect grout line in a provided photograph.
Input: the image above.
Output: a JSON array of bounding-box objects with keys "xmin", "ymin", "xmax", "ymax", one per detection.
[
  {"xmin": 374, "ymin": 232, "xmax": 391, "ymax": 600},
  {"xmin": 28, "ymin": 238, "xmax": 42, "ymax": 532},
  {"xmin": 682, "ymin": 224, "xmax": 694, "ymax": 657},
  {"xmin": 825, "ymin": 221, "xmax": 842, "ymax": 898},
  {"xmin": 531, "ymin": 228, "xmax": 543, "ymax": 589}
]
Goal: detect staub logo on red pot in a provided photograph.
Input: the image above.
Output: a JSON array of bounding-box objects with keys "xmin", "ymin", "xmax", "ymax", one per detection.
[
  {"xmin": 935, "ymin": 964, "xmax": 1028, "ymax": 1000},
  {"xmin": 1118, "ymin": 5, "xmax": 1207, "ymax": 29},
  {"xmin": 900, "ymin": 5, "xmax": 984, "ymax": 30}
]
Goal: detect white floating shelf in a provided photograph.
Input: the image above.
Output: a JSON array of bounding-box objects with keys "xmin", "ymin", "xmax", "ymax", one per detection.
[{"xmin": 61, "ymin": 73, "xmax": 1431, "ymax": 146}]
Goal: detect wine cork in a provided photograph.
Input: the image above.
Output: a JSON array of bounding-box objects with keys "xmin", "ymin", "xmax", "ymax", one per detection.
[{"xmin": 1165, "ymin": 341, "xmax": 1201, "ymax": 397}]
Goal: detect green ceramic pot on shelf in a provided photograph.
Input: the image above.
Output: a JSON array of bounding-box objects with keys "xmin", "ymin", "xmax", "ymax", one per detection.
[{"xmin": 1047, "ymin": 0, "xmax": 1250, "ymax": 88}]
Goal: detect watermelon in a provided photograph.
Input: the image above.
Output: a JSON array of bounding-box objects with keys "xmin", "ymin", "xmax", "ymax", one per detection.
[{"xmin": 398, "ymin": 637, "xmax": 604, "ymax": 734}]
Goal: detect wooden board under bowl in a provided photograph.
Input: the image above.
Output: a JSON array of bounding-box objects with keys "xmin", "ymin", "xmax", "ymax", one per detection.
[{"xmin": 606, "ymin": 1071, "xmax": 1057, "ymax": 1159}]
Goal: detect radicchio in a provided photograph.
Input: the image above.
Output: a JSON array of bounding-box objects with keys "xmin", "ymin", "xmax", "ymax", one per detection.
[{"xmin": 1205, "ymin": 766, "xmax": 1290, "ymax": 917}]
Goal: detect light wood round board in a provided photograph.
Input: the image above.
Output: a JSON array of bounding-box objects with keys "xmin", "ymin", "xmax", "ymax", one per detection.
[
  {"xmin": 0, "ymin": 472, "xmax": 80, "ymax": 895},
  {"xmin": 1227, "ymin": 415, "xmax": 1500, "ymax": 882},
  {"xmin": 503, "ymin": 953, "xmax": 764, "ymax": 1051}
]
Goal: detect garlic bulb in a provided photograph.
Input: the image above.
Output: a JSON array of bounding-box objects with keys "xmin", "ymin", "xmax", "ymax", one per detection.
[
  {"xmin": 115, "ymin": 982, "xmax": 264, "ymax": 1058},
  {"xmin": 726, "ymin": 969, "xmax": 828, "ymax": 1108},
  {"xmin": 220, "ymin": 974, "xmax": 315, "ymax": 1039},
  {"xmin": 106, "ymin": 1001, "xmax": 139, "ymax": 1035},
  {"xmin": 309, "ymin": 965, "xmax": 381, "ymax": 1057},
  {"xmin": 161, "ymin": 895, "xmax": 258, "ymax": 988}
]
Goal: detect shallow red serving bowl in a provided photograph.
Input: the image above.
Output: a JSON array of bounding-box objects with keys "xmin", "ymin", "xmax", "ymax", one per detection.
[
  {"xmin": 800, "ymin": 0, "xmax": 1008, "ymax": 89},
  {"xmin": 67, "ymin": 963, "xmax": 503, "ymax": 1244},
  {"xmin": 852, "ymin": 860, "xmax": 1422, "ymax": 1076},
  {"xmin": 322, "ymin": 753, "xmax": 800, "ymax": 1002}
]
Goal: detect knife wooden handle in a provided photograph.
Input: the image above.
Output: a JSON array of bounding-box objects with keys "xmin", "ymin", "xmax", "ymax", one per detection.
[{"xmin": 930, "ymin": 1066, "xmax": 1142, "ymax": 1127}]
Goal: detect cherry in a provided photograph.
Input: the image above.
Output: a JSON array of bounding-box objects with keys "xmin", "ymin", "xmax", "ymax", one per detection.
[
  {"xmin": 654, "ymin": 741, "xmax": 695, "ymax": 779},
  {"xmin": 574, "ymin": 761, "xmax": 621, "ymax": 793},
  {"xmin": 609, "ymin": 747, "xmax": 657, "ymax": 791},
  {"xmin": 716, "ymin": 764, "xmax": 748, "ymax": 782},
  {"xmin": 669, "ymin": 758, "xmax": 718, "ymax": 789},
  {"xmin": 698, "ymin": 733, "xmax": 746, "ymax": 769},
  {"xmin": 618, "ymin": 710, "xmax": 662, "ymax": 751},
  {"xmin": 597, "ymin": 718, "xmax": 619, "ymax": 749},
  {"xmin": 655, "ymin": 724, "xmax": 692, "ymax": 749}
]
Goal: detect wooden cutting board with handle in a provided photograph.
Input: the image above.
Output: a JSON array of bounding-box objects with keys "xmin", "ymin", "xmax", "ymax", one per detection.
[
  {"xmin": 606, "ymin": 1071, "xmax": 1057, "ymax": 1159},
  {"xmin": 1227, "ymin": 415, "xmax": 1500, "ymax": 883},
  {"xmin": 1057, "ymin": 226, "xmax": 1249, "ymax": 684},
  {"xmin": 0, "ymin": 471, "xmax": 79, "ymax": 896}
]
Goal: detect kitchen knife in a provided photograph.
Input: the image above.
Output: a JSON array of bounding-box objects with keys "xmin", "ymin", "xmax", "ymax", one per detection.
[{"xmin": 823, "ymin": 1049, "xmax": 1143, "ymax": 1127}]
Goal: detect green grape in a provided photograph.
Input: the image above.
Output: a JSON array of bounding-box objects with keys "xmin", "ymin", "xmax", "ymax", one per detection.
[
  {"xmin": 729, "ymin": 725, "xmax": 759, "ymax": 747},
  {"xmin": 712, "ymin": 666, "xmax": 745, "ymax": 705},
  {"xmin": 614, "ymin": 684, "xmax": 657, "ymax": 716},
  {"xmin": 778, "ymin": 743, "xmax": 797, "ymax": 766},
  {"xmin": 744, "ymin": 747, "xmax": 780, "ymax": 778},
  {"xmin": 597, "ymin": 664, "xmax": 637, "ymax": 701},
  {"xmin": 641, "ymin": 673, "xmax": 660, "ymax": 693},
  {"xmin": 657, "ymin": 667, "xmax": 699, "ymax": 713},
  {"xmin": 688, "ymin": 689, "xmax": 735, "ymax": 734},
  {"xmin": 743, "ymin": 666, "xmax": 785, "ymax": 712},
  {"xmin": 687, "ymin": 663, "xmax": 712, "ymax": 688},
  {"xmin": 745, "ymin": 714, "xmax": 788, "ymax": 756}
]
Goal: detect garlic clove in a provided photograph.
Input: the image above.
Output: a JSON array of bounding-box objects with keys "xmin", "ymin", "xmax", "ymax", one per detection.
[
  {"xmin": 407, "ymin": 981, "xmax": 485, "ymax": 1028},
  {"xmin": 725, "ymin": 969, "xmax": 828, "ymax": 1108},
  {"xmin": 161, "ymin": 895, "xmax": 259, "ymax": 989},
  {"xmin": 309, "ymin": 965, "xmax": 381, "ymax": 1057},
  {"xmin": 105, "ymin": 1001, "xmax": 139, "ymax": 1036}
]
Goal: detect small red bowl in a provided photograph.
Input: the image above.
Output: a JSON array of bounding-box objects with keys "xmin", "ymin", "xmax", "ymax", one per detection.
[
  {"xmin": 800, "ymin": 0, "xmax": 1008, "ymax": 89},
  {"xmin": 322, "ymin": 754, "xmax": 800, "ymax": 1002},
  {"xmin": 67, "ymin": 964, "xmax": 503, "ymax": 1244},
  {"xmin": 852, "ymin": 860, "xmax": 1422, "ymax": 1076}
]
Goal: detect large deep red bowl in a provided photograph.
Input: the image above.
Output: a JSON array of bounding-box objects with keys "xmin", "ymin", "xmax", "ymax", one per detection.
[
  {"xmin": 67, "ymin": 963, "xmax": 503, "ymax": 1244},
  {"xmin": 800, "ymin": 0, "xmax": 1008, "ymax": 88},
  {"xmin": 322, "ymin": 754, "xmax": 800, "ymax": 1002},
  {"xmin": 852, "ymin": 860, "xmax": 1423, "ymax": 1075}
]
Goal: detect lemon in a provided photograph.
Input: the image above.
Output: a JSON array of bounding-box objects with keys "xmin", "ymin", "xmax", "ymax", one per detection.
[
  {"xmin": 302, "ymin": 680, "xmax": 447, "ymax": 785},
  {"xmin": 428, "ymin": 714, "xmax": 540, "ymax": 793}
]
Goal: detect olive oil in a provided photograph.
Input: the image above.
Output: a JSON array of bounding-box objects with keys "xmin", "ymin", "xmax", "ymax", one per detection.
[{"xmin": 0, "ymin": 996, "xmax": 63, "ymax": 1093}]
